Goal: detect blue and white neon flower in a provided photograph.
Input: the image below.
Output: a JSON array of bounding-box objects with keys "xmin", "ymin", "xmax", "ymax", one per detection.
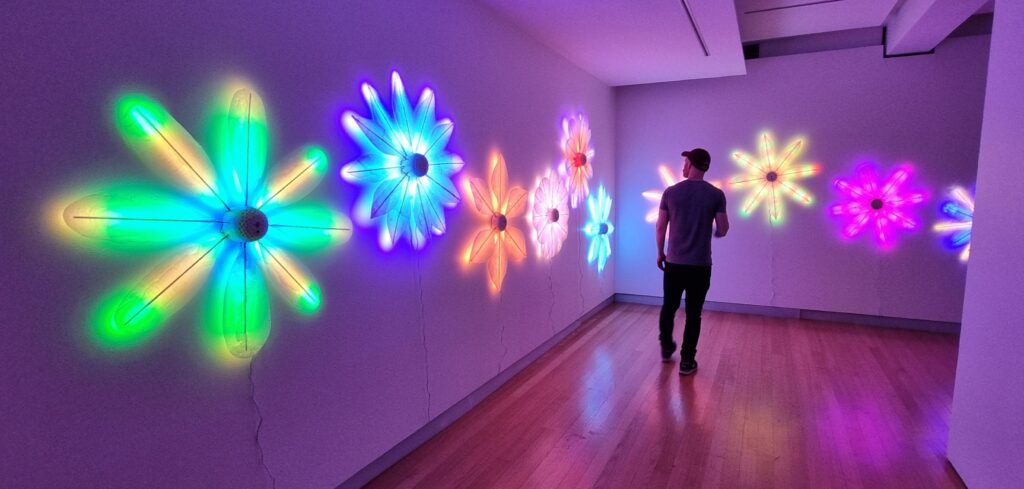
[
  {"xmin": 583, "ymin": 184, "xmax": 614, "ymax": 272},
  {"xmin": 341, "ymin": 71, "xmax": 464, "ymax": 250},
  {"xmin": 933, "ymin": 185, "xmax": 974, "ymax": 262}
]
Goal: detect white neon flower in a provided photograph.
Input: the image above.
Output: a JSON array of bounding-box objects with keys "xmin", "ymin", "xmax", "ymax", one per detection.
[{"xmin": 530, "ymin": 170, "xmax": 570, "ymax": 259}]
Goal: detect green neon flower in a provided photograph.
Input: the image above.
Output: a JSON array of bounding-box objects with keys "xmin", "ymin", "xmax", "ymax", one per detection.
[{"xmin": 61, "ymin": 85, "xmax": 351, "ymax": 360}]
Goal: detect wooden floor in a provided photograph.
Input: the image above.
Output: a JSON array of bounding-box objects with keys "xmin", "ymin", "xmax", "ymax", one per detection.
[{"xmin": 367, "ymin": 303, "xmax": 964, "ymax": 489}]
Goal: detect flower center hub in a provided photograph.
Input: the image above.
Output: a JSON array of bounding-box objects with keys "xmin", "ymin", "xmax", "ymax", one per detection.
[
  {"xmin": 493, "ymin": 214, "xmax": 508, "ymax": 231},
  {"xmin": 870, "ymin": 198, "xmax": 885, "ymax": 210},
  {"xmin": 766, "ymin": 171, "xmax": 778, "ymax": 182},
  {"xmin": 598, "ymin": 223, "xmax": 609, "ymax": 235},
  {"xmin": 408, "ymin": 153, "xmax": 429, "ymax": 177},
  {"xmin": 224, "ymin": 207, "xmax": 268, "ymax": 242},
  {"xmin": 548, "ymin": 208, "xmax": 560, "ymax": 223},
  {"xmin": 573, "ymin": 152, "xmax": 588, "ymax": 168}
]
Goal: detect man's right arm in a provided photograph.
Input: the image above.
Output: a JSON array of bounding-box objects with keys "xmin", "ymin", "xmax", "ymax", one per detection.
[
  {"xmin": 714, "ymin": 190, "xmax": 729, "ymax": 238},
  {"xmin": 714, "ymin": 211, "xmax": 729, "ymax": 238}
]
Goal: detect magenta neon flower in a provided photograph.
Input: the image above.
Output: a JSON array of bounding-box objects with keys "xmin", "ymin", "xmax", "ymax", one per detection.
[{"xmin": 829, "ymin": 163, "xmax": 929, "ymax": 249}]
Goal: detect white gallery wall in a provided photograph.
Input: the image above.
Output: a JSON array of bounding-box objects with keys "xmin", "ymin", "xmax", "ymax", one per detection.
[{"xmin": 948, "ymin": 1, "xmax": 1024, "ymax": 487}]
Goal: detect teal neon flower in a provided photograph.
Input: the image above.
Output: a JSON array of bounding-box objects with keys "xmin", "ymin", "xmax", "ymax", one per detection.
[
  {"xmin": 583, "ymin": 184, "xmax": 614, "ymax": 272},
  {"xmin": 340, "ymin": 71, "xmax": 464, "ymax": 251},
  {"xmin": 60, "ymin": 86, "xmax": 351, "ymax": 360}
]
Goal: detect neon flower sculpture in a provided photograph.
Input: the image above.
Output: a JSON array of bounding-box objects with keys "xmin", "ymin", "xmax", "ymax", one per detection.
[
  {"xmin": 61, "ymin": 88, "xmax": 351, "ymax": 359},
  {"xmin": 560, "ymin": 114, "xmax": 594, "ymax": 209},
  {"xmin": 933, "ymin": 185, "xmax": 974, "ymax": 262},
  {"xmin": 729, "ymin": 132, "xmax": 821, "ymax": 225},
  {"xmin": 584, "ymin": 184, "xmax": 614, "ymax": 273},
  {"xmin": 829, "ymin": 163, "xmax": 928, "ymax": 249},
  {"xmin": 341, "ymin": 71, "xmax": 464, "ymax": 251},
  {"xmin": 466, "ymin": 153, "xmax": 528, "ymax": 292},
  {"xmin": 642, "ymin": 163, "xmax": 722, "ymax": 223},
  {"xmin": 532, "ymin": 169, "xmax": 573, "ymax": 257},
  {"xmin": 530, "ymin": 170, "xmax": 570, "ymax": 259}
]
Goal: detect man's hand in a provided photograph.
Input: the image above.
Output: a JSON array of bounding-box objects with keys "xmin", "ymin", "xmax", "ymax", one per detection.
[{"xmin": 657, "ymin": 252, "xmax": 667, "ymax": 271}]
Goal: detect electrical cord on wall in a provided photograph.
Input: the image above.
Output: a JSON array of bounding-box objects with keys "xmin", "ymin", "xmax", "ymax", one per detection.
[
  {"xmin": 249, "ymin": 361, "xmax": 277, "ymax": 489},
  {"xmin": 547, "ymin": 259, "xmax": 555, "ymax": 334},
  {"xmin": 414, "ymin": 254, "xmax": 432, "ymax": 421},
  {"xmin": 577, "ymin": 228, "xmax": 585, "ymax": 316},
  {"xmin": 769, "ymin": 220, "xmax": 777, "ymax": 306},
  {"xmin": 498, "ymin": 273, "xmax": 508, "ymax": 373}
]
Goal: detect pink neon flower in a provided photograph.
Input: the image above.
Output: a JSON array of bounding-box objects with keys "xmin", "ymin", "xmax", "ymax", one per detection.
[
  {"xmin": 559, "ymin": 114, "xmax": 594, "ymax": 209},
  {"xmin": 830, "ymin": 163, "xmax": 929, "ymax": 249}
]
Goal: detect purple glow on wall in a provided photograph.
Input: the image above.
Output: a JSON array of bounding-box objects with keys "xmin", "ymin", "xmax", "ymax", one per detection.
[{"xmin": 829, "ymin": 162, "xmax": 929, "ymax": 249}]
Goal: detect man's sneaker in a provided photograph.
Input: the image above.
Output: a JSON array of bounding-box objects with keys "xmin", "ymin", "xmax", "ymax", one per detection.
[
  {"xmin": 661, "ymin": 341, "xmax": 677, "ymax": 362},
  {"xmin": 679, "ymin": 360, "xmax": 698, "ymax": 375}
]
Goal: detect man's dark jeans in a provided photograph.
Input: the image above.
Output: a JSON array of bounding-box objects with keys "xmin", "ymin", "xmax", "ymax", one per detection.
[{"xmin": 659, "ymin": 263, "xmax": 712, "ymax": 362}]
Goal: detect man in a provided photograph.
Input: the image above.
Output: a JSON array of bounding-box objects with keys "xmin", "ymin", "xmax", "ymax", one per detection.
[{"xmin": 655, "ymin": 148, "xmax": 729, "ymax": 375}]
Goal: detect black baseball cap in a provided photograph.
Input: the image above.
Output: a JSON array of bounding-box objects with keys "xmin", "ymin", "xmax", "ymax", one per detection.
[{"xmin": 681, "ymin": 148, "xmax": 711, "ymax": 171}]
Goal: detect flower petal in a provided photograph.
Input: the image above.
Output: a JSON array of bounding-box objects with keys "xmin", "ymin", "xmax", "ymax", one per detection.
[
  {"xmin": 258, "ymin": 146, "xmax": 329, "ymax": 209},
  {"xmin": 469, "ymin": 178, "xmax": 495, "ymax": 216},
  {"xmin": 487, "ymin": 240, "xmax": 507, "ymax": 291},
  {"xmin": 505, "ymin": 186, "xmax": 529, "ymax": 218},
  {"xmin": 257, "ymin": 244, "xmax": 322, "ymax": 314},
  {"xmin": 371, "ymin": 176, "xmax": 408, "ymax": 219},
  {"xmin": 490, "ymin": 154, "xmax": 509, "ymax": 211},
  {"xmin": 63, "ymin": 190, "xmax": 218, "ymax": 247},
  {"xmin": 114, "ymin": 236, "xmax": 226, "ymax": 333},
  {"xmin": 114, "ymin": 93, "xmax": 228, "ymax": 210},
  {"xmin": 469, "ymin": 228, "xmax": 496, "ymax": 264},
  {"xmin": 226, "ymin": 88, "xmax": 268, "ymax": 207},
  {"xmin": 264, "ymin": 203, "xmax": 352, "ymax": 253},
  {"xmin": 505, "ymin": 226, "xmax": 527, "ymax": 261},
  {"xmin": 221, "ymin": 243, "xmax": 271, "ymax": 358}
]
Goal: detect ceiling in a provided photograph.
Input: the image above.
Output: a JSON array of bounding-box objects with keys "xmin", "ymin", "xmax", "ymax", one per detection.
[
  {"xmin": 478, "ymin": 0, "xmax": 995, "ymax": 86},
  {"xmin": 479, "ymin": 0, "xmax": 747, "ymax": 86},
  {"xmin": 735, "ymin": 0, "xmax": 898, "ymax": 42}
]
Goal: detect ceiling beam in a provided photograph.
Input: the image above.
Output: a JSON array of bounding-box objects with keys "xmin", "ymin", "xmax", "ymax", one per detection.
[{"xmin": 885, "ymin": 0, "xmax": 988, "ymax": 56}]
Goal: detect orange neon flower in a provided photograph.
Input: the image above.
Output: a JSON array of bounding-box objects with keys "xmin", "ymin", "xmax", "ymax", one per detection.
[{"xmin": 467, "ymin": 153, "xmax": 528, "ymax": 292}]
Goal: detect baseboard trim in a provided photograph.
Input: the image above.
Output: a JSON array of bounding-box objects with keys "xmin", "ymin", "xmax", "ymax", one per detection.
[
  {"xmin": 337, "ymin": 295, "xmax": 616, "ymax": 489},
  {"xmin": 613, "ymin": 293, "xmax": 960, "ymax": 334}
]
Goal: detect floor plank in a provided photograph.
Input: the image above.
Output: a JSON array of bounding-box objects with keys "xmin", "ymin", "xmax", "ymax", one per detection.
[{"xmin": 366, "ymin": 303, "xmax": 965, "ymax": 489}]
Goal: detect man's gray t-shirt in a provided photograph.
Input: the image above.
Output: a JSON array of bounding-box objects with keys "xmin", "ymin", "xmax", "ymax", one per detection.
[{"xmin": 660, "ymin": 180, "xmax": 726, "ymax": 266}]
